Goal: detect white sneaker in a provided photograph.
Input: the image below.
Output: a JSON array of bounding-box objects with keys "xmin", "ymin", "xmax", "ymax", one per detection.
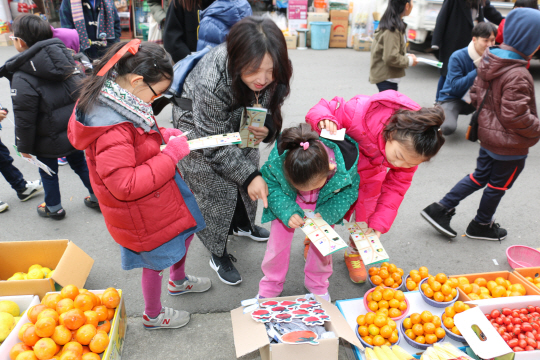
[
  {"xmin": 17, "ymin": 180, "xmax": 43, "ymax": 202},
  {"xmin": 0, "ymin": 201, "xmax": 8, "ymax": 213},
  {"xmin": 168, "ymin": 275, "xmax": 211, "ymax": 295},
  {"xmin": 142, "ymin": 307, "xmax": 190, "ymax": 330}
]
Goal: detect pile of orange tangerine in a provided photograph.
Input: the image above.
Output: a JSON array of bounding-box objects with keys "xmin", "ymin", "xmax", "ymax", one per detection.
[
  {"xmin": 441, "ymin": 301, "xmax": 470, "ymax": 336},
  {"xmin": 356, "ymin": 313, "xmax": 399, "ymax": 347},
  {"xmin": 454, "ymin": 276, "xmax": 526, "ymax": 300},
  {"xmin": 368, "ymin": 262, "xmax": 404, "ymax": 289},
  {"xmin": 9, "ymin": 285, "xmax": 120, "ymax": 360},
  {"xmin": 366, "ymin": 286, "xmax": 407, "ymax": 319},
  {"xmin": 402, "ymin": 311, "xmax": 445, "ymax": 345},
  {"xmin": 405, "ymin": 267, "xmax": 430, "ymax": 291},
  {"xmin": 421, "ymin": 273, "xmax": 459, "ymax": 303},
  {"xmin": 524, "ymin": 275, "xmax": 540, "ymax": 289}
]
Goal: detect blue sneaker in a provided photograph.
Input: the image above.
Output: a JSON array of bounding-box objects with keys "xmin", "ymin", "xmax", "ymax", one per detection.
[{"xmin": 58, "ymin": 157, "xmax": 68, "ymax": 166}]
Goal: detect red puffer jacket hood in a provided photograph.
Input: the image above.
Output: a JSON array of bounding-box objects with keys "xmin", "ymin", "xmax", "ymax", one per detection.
[
  {"xmin": 306, "ymin": 91, "xmax": 421, "ymax": 233},
  {"xmin": 68, "ymin": 103, "xmax": 197, "ymax": 252}
]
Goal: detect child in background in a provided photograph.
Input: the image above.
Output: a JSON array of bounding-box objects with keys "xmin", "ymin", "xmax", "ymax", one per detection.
[
  {"xmin": 0, "ymin": 104, "xmax": 43, "ymax": 212},
  {"xmin": 422, "ymin": 9, "xmax": 540, "ymax": 241},
  {"xmin": 0, "ymin": 14, "xmax": 96, "ymax": 220},
  {"xmin": 369, "ymin": 0, "xmax": 418, "ymax": 92},
  {"xmin": 258, "ymin": 124, "xmax": 360, "ymax": 301},
  {"xmin": 306, "ymin": 91, "xmax": 445, "ymax": 283},
  {"xmin": 68, "ymin": 40, "xmax": 211, "ymax": 329},
  {"xmin": 438, "ymin": 22, "xmax": 496, "ymax": 136}
]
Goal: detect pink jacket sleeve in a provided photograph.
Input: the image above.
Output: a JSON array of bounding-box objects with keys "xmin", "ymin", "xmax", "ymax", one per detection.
[
  {"xmin": 305, "ymin": 96, "xmax": 353, "ymax": 133},
  {"xmin": 368, "ymin": 167, "xmax": 416, "ymax": 233}
]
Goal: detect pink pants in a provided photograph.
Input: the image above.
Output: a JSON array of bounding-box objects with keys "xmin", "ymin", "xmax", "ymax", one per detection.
[
  {"xmin": 259, "ymin": 197, "xmax": 333, "ymax": 297},
  {"xmin": 141, "ymin": 235, "xmax": 194, "ymax": 317}
]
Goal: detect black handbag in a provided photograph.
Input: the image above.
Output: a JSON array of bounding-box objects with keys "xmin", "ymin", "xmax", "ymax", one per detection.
[{"xmin": 466, "ymin": 84, "xmax": 490, "ymax": 142}]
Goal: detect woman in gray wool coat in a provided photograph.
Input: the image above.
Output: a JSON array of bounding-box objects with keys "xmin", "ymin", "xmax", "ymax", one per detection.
[{"xmin": 173, "ymin": 17, "xmax": 293, "ymax": 285}]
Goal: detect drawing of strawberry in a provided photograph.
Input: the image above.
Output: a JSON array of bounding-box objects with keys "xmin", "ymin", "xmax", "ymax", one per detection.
[
  {"xmin": 260, "ymin": 300, "xmax": 279, "ymax": 308},
  {"xmin": 292, "ymin": 309, "xmax": 310, "ymax": 318}
]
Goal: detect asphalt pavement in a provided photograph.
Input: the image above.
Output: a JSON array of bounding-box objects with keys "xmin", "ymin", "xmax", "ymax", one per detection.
[{"xmin": 1, "ymin": 45, "xmax": 540, "ymax": 360}]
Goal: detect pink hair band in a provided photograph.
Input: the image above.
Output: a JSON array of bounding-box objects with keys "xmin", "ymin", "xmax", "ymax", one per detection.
[{"xmin": 300, "ymin": 142, "xmax": 309, "ymax": 150}]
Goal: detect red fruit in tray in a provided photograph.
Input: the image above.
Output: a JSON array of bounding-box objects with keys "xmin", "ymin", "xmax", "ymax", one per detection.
[
  {"xmin": 514, "ymin": 347, "xmax": 524, "ymax": 352},
  {"xmin": 523, "ymin": 323, "xmax": 533, "ymax": 332},
  {"xmin": 508, "ymin": 339, "xmax": 518, "ymax": 348},
  {"xmin": 526, "ymin": 337, "xmax": 537, "ymax": 347},
  {"xmin": 519, "ymin": 339, "xmax": 527, "ymax": 348},
  {"xmin": 486, "ymin": 314, "xmax": 492, "ymax": 320},
  {"xmin": 492, "ymin": 310, "xmax": 501, "ymax": 318},
  {"xmin": 502, "ymin": 308, "xmax": 512, "ymax": 316},
  {"xmin": 535, "ymin": 307, "xmax": 540, "ymax": 314}
]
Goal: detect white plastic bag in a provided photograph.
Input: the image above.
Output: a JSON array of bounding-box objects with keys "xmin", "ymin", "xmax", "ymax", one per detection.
[{"xmin": 147, "ymin": 14, "xmax": 163, "ymax": 44}]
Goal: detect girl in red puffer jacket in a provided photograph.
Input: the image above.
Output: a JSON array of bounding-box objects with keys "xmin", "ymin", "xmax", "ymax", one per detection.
[{"xmin": 68, "ymin": 40, "xmax": 210, "ymax": 330}]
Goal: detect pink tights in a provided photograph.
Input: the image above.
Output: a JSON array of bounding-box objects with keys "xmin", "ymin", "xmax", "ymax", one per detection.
[{"xmin": 141, "ymin": 235, "xmax": 193, "ymax": 317}]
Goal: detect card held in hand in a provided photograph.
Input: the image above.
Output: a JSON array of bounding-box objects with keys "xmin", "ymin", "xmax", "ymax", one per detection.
[
  {"xmin": 300, "ymin": 210, "xmax": 348, "ymax": 256},
  {"xmin": 345, "ymin": 221, "xmax": 389, "ymax": 266},
  {"xmin": 239, "ymin": 107, "xmax": 267, "ymax": 148}
]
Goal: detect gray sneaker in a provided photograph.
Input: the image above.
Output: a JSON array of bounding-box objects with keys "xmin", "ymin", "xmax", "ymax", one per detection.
[
  {"xmin": 142, "ymin": 307, "xmax": 190, "ymax": 330},
  {"xmin": 168, "ymin": 275, "xmax": 211, "ymax": 295}
]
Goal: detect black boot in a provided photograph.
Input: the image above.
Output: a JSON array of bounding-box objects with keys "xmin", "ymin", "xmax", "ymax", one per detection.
[
  {"xmin": 421, "ymin": 202, "xmax": 457, "ymax": 238},
  {"xmin": 465, "ymin": 220, "xmax": 507, "ymax": 241}
]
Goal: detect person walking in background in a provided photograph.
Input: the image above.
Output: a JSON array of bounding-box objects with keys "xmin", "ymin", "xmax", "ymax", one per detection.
[
  {"xmin": 163, "ymin": 0, "xmax": 215, "ymax": 63},
  {"xmin": 369, "ymin": 0, "xmax": 418, "ymax": 92},
  {"xmin": 173, "ymin": 17, "xmax": 292, "ymax": 286},
  {"xmin": 69, "ymin": 40, "xmax": 211, "ymax": 330},
  {"xmin": 0, "ymin": 105, "xmax": 43, "ymax": 213},
  {"xmin": 422, "ymin": 9, "xmax": 540, "ymax": 241},
  {"xmin": 432, "ymin": 0, "xmax": 503, "ymax": 103},
  {"xmin": 0, "ymin": 14, "xmax": 96, "ymax": 220},
  {"xmin": 163, "ymin": 0, "xmax": 251, "ymax": 63},
  {"xmin": 148, "ymin": 0, "xmax": 168, "ymax": 27},
  {"xmin": 258, "ymin": 124, "xmax": 360, "ymax": 301},
  {"xmin": 306, "ymin": 91, "xmax": 446, "ymax": 283},
  {"xmin": 59, "ymin": 0, "xmax": 122, "ymax": 60},
  {"xmin": 438, "ymin": 22, "xmax": 496, "ymax": 136}
]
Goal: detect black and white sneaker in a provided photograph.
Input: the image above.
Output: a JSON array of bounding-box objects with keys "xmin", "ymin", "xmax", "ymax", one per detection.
[
  {"xmin": 233, "ymin": 225, "xmax": 270, "ymax": 242},
  {"xmin": 466, "ymin": 220, "xmax": 507, "ymax": 241},
  {"xmin": 0, "ymin": 201, "xmax": 8, "ymax": 213},
  {"xmin": 17, "ymin": 180, "xmax": 43, "ymax": 202},
  {"xmin": 421, "ymin": 202, "xmax": 457, "ymax": 238},
  {"xmin": 209, "ymin": 251, "xmax": 242, "ymax": 285}
]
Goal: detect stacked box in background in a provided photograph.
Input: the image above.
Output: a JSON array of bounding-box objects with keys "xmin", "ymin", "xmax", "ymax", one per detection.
[{"xmin": 329, "ymin": 10, "xmax": 349, "ymax": 48}]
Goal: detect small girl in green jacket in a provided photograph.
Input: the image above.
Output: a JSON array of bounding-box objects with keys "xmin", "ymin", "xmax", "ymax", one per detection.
[
  {"xmin": 369, "ymin": 0, "xmax": 418, "ymax": 92},
  {"xmin": 257, "ymin": 124, "xmax": 360, "ymax": 301}
]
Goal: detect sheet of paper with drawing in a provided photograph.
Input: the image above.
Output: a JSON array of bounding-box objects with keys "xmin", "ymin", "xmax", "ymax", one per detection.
[
  {"xmin": 345, "ymin": 221, "xmax": 389, "ymax": 266},
  {"xmin": 320, "ymin": 128, "xmax": 346, "ymax": 141},
  {"xmin": 239, "ymin": 107, "xmax": 267, "ymax": 148},
  {"xmin": 12, "ymin": 145, "xmax": 55, "ymax": 176},
  {"xmin": 160, "ymin": 133, "xmax": 242, "ymax": 151},
  {"xmin": 300, "ymin": 210, "xmax": 347, "ymax": 256}
]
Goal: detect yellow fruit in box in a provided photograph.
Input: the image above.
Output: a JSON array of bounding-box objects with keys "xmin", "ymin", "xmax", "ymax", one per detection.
[
  {"xmin": 27, "ymin": 268, "xmax": 44, "ymax": 280},
  {"xmin": 0, "ymin": 312, "xmax": 14, "ymax": 342},
  {"xmin": 40, "ymin": 267, "xmax": 52, "ymax": 277},
  {"xmin": 0, "ymin": 300, "xmax": 20, "ymax": 317},
  {"xmin": 7, "ymin": 272, "xmax": 25, "ymax": 281},
  {"xmin": 28, "ymin": 264, "xmax": 43, "ymax": 273},
  {"xmin": 47, "ymin": 270, "xmax": 55, "ymax": 279}
]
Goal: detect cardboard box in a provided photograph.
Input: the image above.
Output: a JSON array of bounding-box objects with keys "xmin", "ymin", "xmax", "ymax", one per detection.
[
  {"xmin": 231, "ymin": 295, "xmax": 362, "ymax": 360},
  {"xmin": 455, "ymin": 295, "xmax": 540, "ymax": 359},
  {"xmin": 284, "ymin": 35, "xmax": 298, "ymax": 49},
  {"xmin": 307, "ymin": 12, "xmax": 329, "ymax": 46},
  {"xmin": 0, "ymin": 33, "xmax": 13, "ymax": 47},
  {"xmin": 0, "ymin": 295, "xmax": 40, "ymax": 358},
  {"xmin": 0, "ymin": 240, "xmax": 94, "ymax": 299},
  {"xmin": 450, "ymin": 271, "xmax": 540, "ymax": 301},
  {"xmin": 514, "ymin": 266, "xmax": 540, "ymax": 284},
  {"xmin": 288, "ymin": 0, "xmax": 308, "ymax": 20},
  {"xmin": 353, "ymin": 35, "xmax": 372, "ymax": 51},
  {"xmin": 329, "ymin": 10, "xmax": 348, "ymax": 48}
]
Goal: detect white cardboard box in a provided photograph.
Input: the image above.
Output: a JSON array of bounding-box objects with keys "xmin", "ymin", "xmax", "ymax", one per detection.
[
  {"xmin": 455, "ymin": 295, "xmax": 540, "ymax": 360},
  {"xmin": 0, "ymin": 295, "xmax": 40, "ymax": 358}
]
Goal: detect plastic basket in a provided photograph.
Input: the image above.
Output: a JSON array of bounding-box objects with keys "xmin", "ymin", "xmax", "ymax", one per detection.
[
  {"xmin": 442, "ymin": 321, "xmax": 465, "ymax": 342},
  {"xmin": 362, "ymin": 287, "xmax": 410, "ymax": 321},
  {"xmin": 368, "ymin": 273, "xmax": 405, "ymax": 291},
  {"xmin": 506, "ymin": 246, "xmax": 540, "ymax": 269},
  {"xmin": 310, "ymin": 22, "xmax": 332, "ymax": 50},
  {"xmin": 418, "ymin": 278, "xmax": 459, "ymax": 308},
  {"xmin": 356, "ymin": 324, "xmax": 401, "ymax": 349},
  {"xmin": 400, "ymin": 321, "xmax": 445, "ymax": 350}
]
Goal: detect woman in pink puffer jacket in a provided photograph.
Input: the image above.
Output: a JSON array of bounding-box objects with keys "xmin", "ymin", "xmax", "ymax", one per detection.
[{"xmin": 306, "ymin": 90, "xmax": 446, "ymax": 283}]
